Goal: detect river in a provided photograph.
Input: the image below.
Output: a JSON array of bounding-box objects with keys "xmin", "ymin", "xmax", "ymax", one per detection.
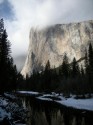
[{"xmin": 20, "ymin": 95, "xmax": 93, "ymax": 125}]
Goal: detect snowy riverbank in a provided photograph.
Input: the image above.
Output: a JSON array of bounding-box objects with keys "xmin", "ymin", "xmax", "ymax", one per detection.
[
  {"xmin": 0, "ymin": 93, "xmax": 27, "ymax": 125},
  {"xmin": 18, "ymin": 91, "xmax": 93, "ymax": 111}
]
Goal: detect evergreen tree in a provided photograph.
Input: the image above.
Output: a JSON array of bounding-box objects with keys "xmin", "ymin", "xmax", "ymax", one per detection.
[
  {"xmin": 0, "ymin": 30, "xmax": 11, "ymax": 64},
  {"xmin": 85, "ymin": 49, "xmax": 89, "ymax": 75},
  {"xmin": 0, "ymin": 19, "xmax": 4, "ymax": 62},
  {"xmin": 80, "ymin": 65, "xmax": 84, "ymax": 76},
  {"xmin": 61, "ymin": 54, "xmax": 70, "ymax": 78},
  {"xmin": 88, "ymin": 43, "xmax": 93, "ymax": 91},
  {"xmin": 0, "ymin": 19, "xmax": 18, "ymax": 92},
  {"xmin": 71, "ymin": 57, "xmax": 80, "ymax": 77},
  {"xmin": 89, "ymin": 43, "xmax": 93, "ymax": 68},
  {"xmin": 0, "ymin": 19, "xmax": 4, "ymax": 36},
  {"xmin": 45, "ymin": 60, "xmax": 50, "ymax": 71},
  {"xmin": 44, "ymin": 60, "xmax": 51, "ymax": 91}
]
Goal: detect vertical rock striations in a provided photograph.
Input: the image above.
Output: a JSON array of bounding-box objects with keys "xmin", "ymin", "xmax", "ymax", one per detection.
[{"xmin": 21, "ymin": 20, "xmax": 93, "ymax": 77}]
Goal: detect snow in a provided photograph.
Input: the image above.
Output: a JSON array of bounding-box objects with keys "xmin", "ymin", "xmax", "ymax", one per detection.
[
  {"xmin": 37, "ymin": 96, "xmax": 53, "ymax": 101},
  {"xmin": 56, "ymin": 97, "xmax": 93, "ymax": 111},
  {"xmin": 4, "ymin": 92, "xmax": 17, "ymax": 100},
  {"xmin": 0, "ymin": 94, "xmax": 27, "ymax": 124},
  {"xmin": 17, "ymin": 91, "xmax": 39, "ymax": 95},
  {"xmin": 0, "ymin": 97, "xmax": 8, "ymax": 106},
  {"xmin": 15, "ymin": 123, "xmax": 26, "ymax": 125},
  {"xmin": 0, "ymin": 107, "xmax": 11, "ymax": 121},
  {"xmin": 37, "ymin": 93, "xmax": 61, "ymax": 101},
  {"xmin": 0, "ymin": 96, "xmax": 11, "ymax": 121}
]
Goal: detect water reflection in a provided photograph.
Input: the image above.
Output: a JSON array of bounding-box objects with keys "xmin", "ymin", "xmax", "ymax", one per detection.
[{"xmin": 21, "ymin": 96, "xmax": 93, "ymax": 125}]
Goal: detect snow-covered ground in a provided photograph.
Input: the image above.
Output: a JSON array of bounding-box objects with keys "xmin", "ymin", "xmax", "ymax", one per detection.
[
  {"xmin": 0, "ymin": 96, "xmax": 11, "ymax": 121},
  {"xmin": 0, "ymin": 93, "xmax": 27, "ymax": 125},
  {"xmin": 18, "ymin": 91, "xmax": 93, "ymax": 111},
  {"xmin": 17, "ymin": 91, "xmax": 39, "ymax": 95},
  {"xmin": 56, "ymin": 97, "xmax": 93, "ymax": 111}
]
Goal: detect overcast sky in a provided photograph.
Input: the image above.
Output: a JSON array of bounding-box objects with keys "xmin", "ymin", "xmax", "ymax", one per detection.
[{"xmin": 0, "ymin": 0, "xmax": 93, "ymax": 68}]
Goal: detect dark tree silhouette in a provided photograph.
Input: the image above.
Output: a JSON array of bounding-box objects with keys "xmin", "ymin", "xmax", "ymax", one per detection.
[
  {"xmin": 80, "ymin": 65, "xmax": 84, "ymax": 76},
  {"xmin": 88, "ymin": 43, "xmax": 93, "ymax": 92},
  {"xmin": 71, "ymin": 57, "xmax": 80, "ymax": 77},
  {"xmin": 61, "ymin": 54, "xmax": 70, "ymax": 78},
  {"xmin": 0, "ymin": 19, "xmax": 18, "ymax": 93},
  {"xmin": 43, "ymin": 60, "xmax": 51, "ymax": 91},
  {"xmin": 85, "ymin": 49, "xmax": 89, "ymax": 75}
]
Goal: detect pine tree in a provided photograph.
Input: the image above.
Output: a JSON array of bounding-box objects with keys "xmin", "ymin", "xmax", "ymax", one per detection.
[
  {"xmin": 0, "ymin": 19, "xmax": 4, "ymax": 63},
  {"xmin": 88, "ymin": 43, "xmax": 93, "ymax": 70},
  {"xmin": 0, "ymin": 19, "xmax": 4, "ymax": 35},
  {"xmin": 71, "ymin": 57, "xmax": 80, "ymax": 77},
  {"xmin": 85, "ymin": 49, "xmax": 89, "ymax": 75},
  {"xmin": 88, "ymin": 43, "xmax": 93, "ymax": 91},
  {"xmin": 0, "ymin": 19, "xmax": 18, "ymax": 92},
  {"xmin": 45, "ymin": 60, "xmax": 50, "ymax": 71},
  {"xmin": 44, "ymin": 60, "xmax": 51, "ymax": 91},
  {"xmin": 61, "ymin": 54, "xmax": 70, "ymax": 78},
  {"xmin": 80, "ymin": 65, "xmax": 84, "ymax": 76},
  {"xmin": 0, "ymin": 29, "xmax": 11, "ymax": 91},
  {"xmin": 0, "ymin": 30, "xmax": 11, "ymax": 64}
]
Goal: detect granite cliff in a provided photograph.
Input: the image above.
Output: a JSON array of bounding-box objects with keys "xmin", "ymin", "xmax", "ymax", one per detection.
[{"xmin": 21, "ymin": 20, "xmax": 93, "ymax": 77}]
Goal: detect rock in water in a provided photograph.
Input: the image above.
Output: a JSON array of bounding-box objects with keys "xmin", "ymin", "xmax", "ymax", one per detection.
[{"xmin": 21, "ymin": 20, "xmax": 93, "ymax": 77}]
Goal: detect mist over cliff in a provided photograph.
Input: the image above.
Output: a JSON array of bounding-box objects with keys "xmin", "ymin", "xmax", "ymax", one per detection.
[{"xmin": 21, "ymin": 20, "xmax": 93, "ymax": 77}]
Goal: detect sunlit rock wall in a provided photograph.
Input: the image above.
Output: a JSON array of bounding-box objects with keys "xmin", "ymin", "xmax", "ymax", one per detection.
[{"xmin": 21, "ymin": 20, "xmax": 93, "ymax": 77}]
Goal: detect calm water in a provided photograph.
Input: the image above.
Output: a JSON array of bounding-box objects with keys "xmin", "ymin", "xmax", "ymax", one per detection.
[{"xmin": 21, "ymin": 96, "xmax": 93, "ymax": 125}]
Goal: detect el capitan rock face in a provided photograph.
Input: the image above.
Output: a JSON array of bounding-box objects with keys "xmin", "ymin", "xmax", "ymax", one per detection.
[{"xmin": 21, "ymin": 20, "xmax": 93, "ymax": 77}]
